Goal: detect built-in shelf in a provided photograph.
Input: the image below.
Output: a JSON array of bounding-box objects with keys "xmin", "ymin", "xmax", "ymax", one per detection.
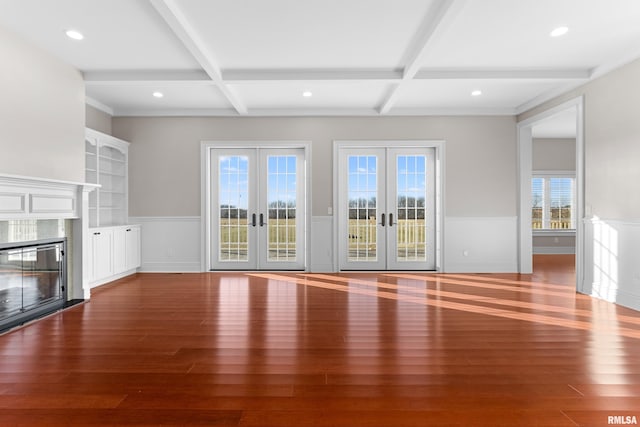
[{"xmin": 85, "ymin": 128, "xmax": 130, "ymax": 228}]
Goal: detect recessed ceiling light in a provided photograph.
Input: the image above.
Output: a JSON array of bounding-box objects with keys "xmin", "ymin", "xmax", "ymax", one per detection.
[
  {"xmin": 152, "ymin": 91, "xmax": 164, "ymax": 98},
  {"xmin": 471, "ymin": 90, "xmax": 482, "ymax": 97},
  {"xmin": 550, "ymin": 26, "xmax": 569, "ymax": 37},
  {"xmin": 65, "ymin": 29, "xmax": 84, "ymax": 40},
  {"xmin": 302, "ymin": 91, "xmax": 313, "ymax": 98}
]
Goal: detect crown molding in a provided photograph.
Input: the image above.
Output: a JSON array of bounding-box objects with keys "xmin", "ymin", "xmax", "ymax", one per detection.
[{"xmin": 85, "ymin": 96, "xmax": 114, "ymax": 116}]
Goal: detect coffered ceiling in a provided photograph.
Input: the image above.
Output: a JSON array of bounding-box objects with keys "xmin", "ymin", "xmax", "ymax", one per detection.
[{"xmin": 1, "ymin": 0, "xmax": 639, "ymax": 117}]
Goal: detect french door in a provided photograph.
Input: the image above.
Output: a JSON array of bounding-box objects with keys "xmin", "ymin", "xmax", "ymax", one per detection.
[
  {"xmin": 210, "ymin": 147, "xmax": 305, "ymax": 270},
  {"xmin": 338, "ymin": 146, "xmax": 435, "ymax": 270}
]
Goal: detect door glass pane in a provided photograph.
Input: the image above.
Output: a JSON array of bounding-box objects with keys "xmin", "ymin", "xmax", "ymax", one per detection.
[
  {"xmin": 396, "ymin": 155, "xmax": 426, "ymax": 262},
  {"xmin": 219, "ymin": 156, "xmax": 249, "ymax": 261},
  {"xmin": 348, "ymin": 155, "xmax": 378, "ymax": 261},
  {"xmin": 267, "ymin": 155, "xmax": 297, "ymax": 261}
]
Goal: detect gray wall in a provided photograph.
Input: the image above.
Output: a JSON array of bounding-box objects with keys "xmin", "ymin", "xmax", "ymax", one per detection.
[
  {"xmin": 112, "ymin": 116, "xmax": 516, "ymax": 218},
  {"xmin": 532, "ymin": 138, "xmax": 576, "ymax": 171},
  {"xmin": 519, "ymin": 57, "xmax": 640, "ymax": 220},
  {"xmin": 519, "ymin": 57, "xmax": 640, "ymax": 310},
  {"xmin": 0, "ymin": 25, "xmax": 84, "ymax": 182},
  {"xmin": 86, "ymin": 105, "xmax": 113, "ymax": 135}
]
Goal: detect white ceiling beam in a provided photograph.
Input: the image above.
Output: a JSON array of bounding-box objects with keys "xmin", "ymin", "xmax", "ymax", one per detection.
[
  {"xmin": 414, "ymin": 68, "xmax": 591, "ymax": 80},
  {"xmin": 84, "ymin": 70, "xmax": 212, "ymax": 85},
  {"xmin": 83, "ymin": 68, "xmax": 589, "ymax": 86},
  {"xmin": 223, "ymin": 69, "xmax": 402, "ymax": 82},
  {"xmin": 149, "ymin": 0, "xmax": 248, "ymax": 114},
  {"xmin": 379, "ymin": 0, "xmax": 467, "ymax": 114}
]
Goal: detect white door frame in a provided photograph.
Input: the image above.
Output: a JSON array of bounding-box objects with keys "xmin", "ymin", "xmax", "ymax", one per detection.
[
  {"xmin": 516, "ymin": 96, "xmax": 585, "ymax": 292},
  {"xmin": 333, "ymin": 140, "xmax": 445, "ymax": 272},
  {"xmin": 201, "ymin": 141, "xmax": 312, "ymax": 272}
]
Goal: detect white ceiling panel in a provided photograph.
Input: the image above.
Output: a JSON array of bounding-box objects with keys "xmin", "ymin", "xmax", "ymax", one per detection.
[
  {"xmin": 231, "ymin": 81, "xmax": 393, "ymax": 111},
  {"xmin": 420, "ymin": 0, "xmax": 640, "ymax": 69},
  {"xmin": 0, "ymin": 0, "xmax": 200, "ymax": 70},
  {"xmin": 174, "ymin": 0, "xmax": 437, "ymax": 69},
  {"xmin": 86, "ymin": 84, "xmax": 232, "ymax": 114},
  {"xmin": 1, "ymin": 0, "xmax": 639, "ymax": 116}
]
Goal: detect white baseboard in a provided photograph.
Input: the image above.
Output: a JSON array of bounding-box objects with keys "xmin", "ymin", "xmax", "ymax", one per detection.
[
  {"xmin": 138, "ymin": 262, "xmax": 201, "ymax": 273},
  {"xmin": 533, "ymin": 246, "xmax": 576, "ymax": 254}
]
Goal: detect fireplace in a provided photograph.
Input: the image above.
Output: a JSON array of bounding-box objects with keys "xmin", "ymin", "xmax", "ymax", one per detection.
[
  {"xmin": 0, "ymin": 173, "xmax": 98, "ymax": 332},
  {"xmin": 0, "ymin": 238, "xmax": 66, "ymax": 331}
]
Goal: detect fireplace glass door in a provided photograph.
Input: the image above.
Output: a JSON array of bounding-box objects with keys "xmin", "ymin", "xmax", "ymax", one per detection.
[{"xmin": 0, "ymin": 239, "xmax": 66, "ymax": 331}]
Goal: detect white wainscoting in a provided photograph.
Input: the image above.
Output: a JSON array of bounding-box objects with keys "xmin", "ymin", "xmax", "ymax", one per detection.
[
  {"xmin": 311, "ymin": 216, "xmax": 333, "ymax": 272},
  {"xmin": 130, "ymin": 216, "xmax": 201, "ymax": 272},
  {"xmin": 444, "ymin": 216, "xmax": 518, "ymax": 273},
  {"xmin": 133, "ymin": 215, "xmax": 333, "ymax": 273},
  {"xmin": 582, "ymin": 217, "xmax": 640, "ymax": 311},
  {"xmin": 133, "ymin": 215, "xmax": 522, "ymax": 274}
]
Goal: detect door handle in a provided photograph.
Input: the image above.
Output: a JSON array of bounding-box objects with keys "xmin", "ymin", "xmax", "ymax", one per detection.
[
  {"xmin": 388, "ymin": 213, "xmax": 394, "ymax": 227},
  {"xmin": 379, "ymin": 213, "xmax": 385, "ymax": 227},
  {"xmin": 251, "ymin": 213, "xmax": 257, "ymax": 227},
  {"xmin": 259, "ymin": 213, "xmax": 265, "ymax": 227}
]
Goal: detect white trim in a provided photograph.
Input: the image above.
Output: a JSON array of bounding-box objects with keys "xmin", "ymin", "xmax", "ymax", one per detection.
[
  {"xmin": 332, "ymin": 140, "xmax": 445, "ymax": 272},
  {"xmin": 533, "ymin": 230, "xmax": 575, "ymax": 236},
  {"xmin": 130, "ymin": 216, "xmax": 200, "ymax": 222},
  {"xmin": 533, "ymin": 246, "xmax": 575, "ymax": 255},
  {"xmin": 85, "ymin": 96, "xmax": 114, "ymax": 116},
  {"xmin": 532, "ymin": 170, "xmax": 575, "ymax": 177},
  {"xmin": 515, "ymin": 81, "xmax": 587, "ymax": 115},
  {"xmin": 415, "ymin": 68, "xmax": 590, "ymax": 80},
  {"xmin": 585, "ymin": 216, "xmax": 640, "ymax": 227},
  {"xmin": 138, "ymin": 262, "xmax": 201, "ymax": 273},
  {"xmin": 85, "ymin": 67, "xmax": 592, "ymax": 85},
  {"xmin": 200, "ymin": 141, "xmax": 312, "ymax": 272},
  {"xmin": 0, "ymin": 173, "xmax": 98, "ymax": 220},
  {"xmin": 85, "ymin": 70, "xmax": 211, "ymax": 84},
  {"xmin": 517, "ymin": 96, "xmax": 584, "ymax": 291}
]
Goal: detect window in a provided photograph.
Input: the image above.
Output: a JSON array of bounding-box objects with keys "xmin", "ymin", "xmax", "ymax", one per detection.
[{"xmin": 532, "ymin": 174, "xmax": 575, "ymax": 230}]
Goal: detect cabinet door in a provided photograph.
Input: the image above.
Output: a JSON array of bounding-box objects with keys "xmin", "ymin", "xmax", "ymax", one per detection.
[
  {"xmin": 90, "ymin": 229, "xmax": 113, "ymax": 282},
  {"xmin": 113, "ymin": 227, "xmax": 127, "ymax": 273},
  {"xmin": 125, "ymin": 226, "xmax": 141, "ymax": 270}
]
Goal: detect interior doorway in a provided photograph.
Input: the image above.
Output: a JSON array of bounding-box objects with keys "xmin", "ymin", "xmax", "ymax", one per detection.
[{"xmin": 517, "ymin": 97, "xmax": 585, "ymax": 292}]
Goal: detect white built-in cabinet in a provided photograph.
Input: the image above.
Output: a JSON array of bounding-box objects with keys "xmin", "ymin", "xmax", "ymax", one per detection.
[{"xmin": 85, "ymin": 128, "xmax": 140, "ymax": 289}]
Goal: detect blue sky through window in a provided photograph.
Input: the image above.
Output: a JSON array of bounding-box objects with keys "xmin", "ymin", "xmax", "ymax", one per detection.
[{"xmin": 219, "ymin": 156, "xmax": 249, "ymax": 209}]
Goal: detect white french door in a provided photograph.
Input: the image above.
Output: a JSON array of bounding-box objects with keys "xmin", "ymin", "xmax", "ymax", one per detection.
[
  {"xmin": 210, "ymin": 147, "xmax": 305, "ymax": 270},
  {"xmin": 338, "ymin": 146, "xmax": 435, "ymax": 270}
]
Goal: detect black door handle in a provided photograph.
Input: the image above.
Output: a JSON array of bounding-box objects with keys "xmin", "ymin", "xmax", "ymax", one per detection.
[
  {"xmin": 389, "ymin": 213, "xmax": 394, "ymax": 227},
  {"xmin": 259, "ymin": 213, "xmax": 265, "ymax": 227},
  {"xmin": 379, "ymin": 213, "xmax": 385, "ymax": 227},
  {"xmin": 252, "ymin": 213, "xmax": 257, "ymax": 227}
]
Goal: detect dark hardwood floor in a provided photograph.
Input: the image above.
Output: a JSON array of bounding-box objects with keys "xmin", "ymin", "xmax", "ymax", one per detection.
[{"xmin": 1, "ymin": 255, "xmax": 640, "ymax": 426}]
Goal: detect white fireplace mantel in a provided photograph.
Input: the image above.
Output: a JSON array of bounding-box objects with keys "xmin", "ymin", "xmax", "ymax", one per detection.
[
  {"xmin": 0, "ymin": 173, "xmax": 99, "ymax": 220},
  {"xmin": 0, "ymin": 173, "xmax": 99, "ymax": 300}
]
